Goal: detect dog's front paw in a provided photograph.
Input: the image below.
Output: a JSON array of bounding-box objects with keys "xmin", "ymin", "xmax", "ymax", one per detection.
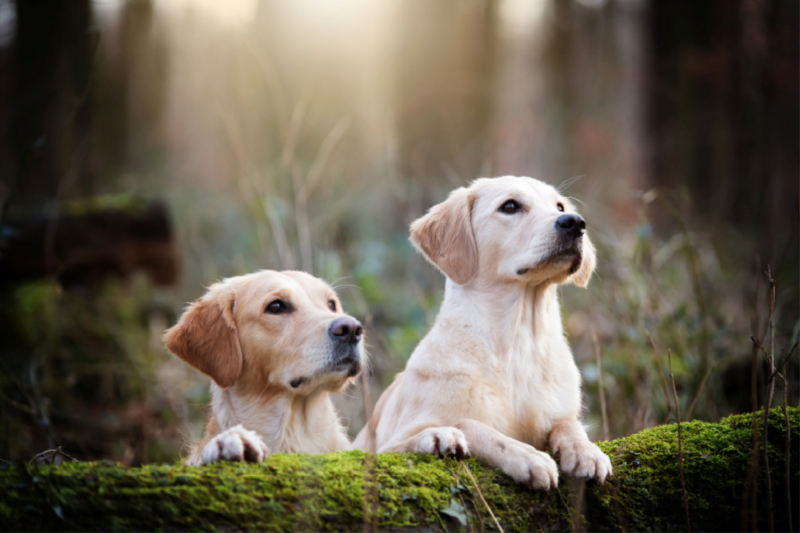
[
  {"xmin": 414, "ymin": 427, "xmax": 469, "ymax": 458},
  {"xmin": 556, "ymin": 439, "xmax": 612, "ymax": 483},
  {"xmin": 200, "ymin": 425, "xmax": 270, "ymax": 465},
  {"xmin": 502, "ymin": 446, "xmax": 559, "ymax": 491}
]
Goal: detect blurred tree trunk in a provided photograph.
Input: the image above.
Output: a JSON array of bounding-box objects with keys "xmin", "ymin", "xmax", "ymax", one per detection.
[
  {"xmin": 393, "ymin": 0, "xmax": 497, "ymax": 212},
  {"xmin": 647, "ymin": 0, "xmax": 799, "ymax": 252},
  {"xmin": 9, "ymin": 0, "xmax": 94, "ymax": 206}
]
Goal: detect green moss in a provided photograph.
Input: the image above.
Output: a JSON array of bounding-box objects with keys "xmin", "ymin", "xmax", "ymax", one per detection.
[{"xmin": 1, "ymin": 408, "xmax": 796, "ymax": 532}]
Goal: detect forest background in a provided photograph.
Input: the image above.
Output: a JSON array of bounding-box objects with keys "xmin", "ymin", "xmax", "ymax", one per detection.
[{"xmin": 0, "ymin": 0, "xmax": 797, "ymax": 465}]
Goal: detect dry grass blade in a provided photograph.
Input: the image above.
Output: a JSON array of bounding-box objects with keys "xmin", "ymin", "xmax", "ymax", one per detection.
[
  {"xmin": 668, "ymin": 349, "xmax": 691, "ymax": 532},
  {"xmin": 555, "ymin": 486, "xmax": 575, "ymax": 533},
  {"xmin": 460, "ymin": 461, "xmax": 504, "ymax": 533},
  {"xmin": 300, "ymin": 118, "xmax": 351, "ymax": 202},
  {"xmin": 591, "ymin": 327, "xmax": 610, "ymax": 441},
  {"xmin": 646, "ymin": 332, "xmax": 672, "ymax": 422}
]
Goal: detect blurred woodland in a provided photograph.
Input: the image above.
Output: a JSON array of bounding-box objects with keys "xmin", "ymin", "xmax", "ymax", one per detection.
[{"xmin": 0, "ymin": 0, "xmax": 797, "ymax": 465}]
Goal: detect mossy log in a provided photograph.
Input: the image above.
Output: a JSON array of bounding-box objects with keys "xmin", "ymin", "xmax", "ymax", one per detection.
[
  {"xmin": 1, "ymin": 409, "xmax": 797, "ymax": 532},
  {"xmin": 0, "ymin": 196, "xmax": 177, "ymax": 286}
]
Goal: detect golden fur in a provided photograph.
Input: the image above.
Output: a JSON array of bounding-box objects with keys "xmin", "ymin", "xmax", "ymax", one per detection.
[
  {"xmin": 165, "ymin": 270, "xmax": 364, "ymax": 465},
  {"xmin": 354, "ymin": 176, "xmax": 611, "ymax": 489}
]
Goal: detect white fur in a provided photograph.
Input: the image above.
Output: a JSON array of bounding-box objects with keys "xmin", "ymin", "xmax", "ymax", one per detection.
[
  {"xmin": 354, "ymin": 176, "xmax": 611, "ymax": 488},
  {"xmin": 209, "ymin": 383, "xmax": 351, "ymax": 455},
  {"xmin": 200, "ymin": 424, "xmax": 270, "ymax": 465}
]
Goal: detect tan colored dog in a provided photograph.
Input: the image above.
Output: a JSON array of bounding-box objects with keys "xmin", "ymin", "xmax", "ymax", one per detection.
[
  {"xmin": 354, "ymin": 176, "xmax": 611, "ymax": 489},
  {"xmin": 165, "ymin": 270, "xmax": 364, "ymax": 465}
]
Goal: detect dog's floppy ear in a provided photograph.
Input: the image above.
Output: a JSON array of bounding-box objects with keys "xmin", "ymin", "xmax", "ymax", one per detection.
[
  {"xmin": 163, "ymin": 282, "xmax": 243, "ymax": 388},
  {"xmin": 410, "ymin": 186, "xmax": 478, "ymax": 285},
  {"xmin": 570, "ymin": 233, "xmax": 596, "ymax": 288}
]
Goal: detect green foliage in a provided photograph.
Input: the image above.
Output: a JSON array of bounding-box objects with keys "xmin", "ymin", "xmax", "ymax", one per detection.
[
  {"xmin": 0, "ymin": 277, "xmax": 196, "ymax": 464},
  {"xmin": 566, "ymin": 194, "xmax": 799, "ymax": 438},
  {"xmin": 1, "ymin": 409, "xmax": 796, "ymax": 532}
]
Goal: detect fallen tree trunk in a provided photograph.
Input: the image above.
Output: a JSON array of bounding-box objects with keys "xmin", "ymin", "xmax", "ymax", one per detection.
[
  {"xmin": 0, "ymin": 196, "xmax": 177, "ymax": 286},
  {"xmin": 1, "ymin": 409, "xmax": 796, "ymax": 532}
]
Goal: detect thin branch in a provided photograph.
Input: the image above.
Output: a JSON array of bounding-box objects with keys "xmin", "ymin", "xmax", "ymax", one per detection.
[
  {"xmin": 763, "ymin": 267, "xmax": 775, "ymax": 533},
  {"xmin": 685, "ymin": 357, "xmax": 723, "ymax": 420},
  {"xmin": 460, "ymin": 461, "xmax": 504, "ymax": 533},
  {"xmin": 646, "ymin": 332, "xmax": 672, "ymax": 422},
  {"xmin": 29, "ymin": 446, "xmax": 77, "ymax": 465},
  {"xmin": 745, "ymin": 338, "xmax": 760, "ymax": 531},
  {"xmin": 0, "ymin": 389, "xmax": 37, "ymax": 416},
  {"xmin": 780, "ymin": 374, "xmax": 792, "ymax": 533},
  {"xmin": 668, "ymin": 349, "xmax": 691, "ymax": 532},
  {"xmin": 571, "ymin": 479, "xmax": 587, "ymax": 533},
  {"xmin": 734, "ymin": 428, "xmax": 755, "ymax": 455},
  {"xmin": 766, "ymin": 266, "xmax": 776, "ymax": 409},
  {"xmin": 591, "ymin": 328, "xmax": 610, "ymax": 441},
  {"xmin": 768, "ymin": 343, "xmax": 798, "ymax": 382}
]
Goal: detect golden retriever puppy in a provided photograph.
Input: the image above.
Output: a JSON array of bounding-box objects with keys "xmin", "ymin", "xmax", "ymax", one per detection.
[
  {"xmin": 164, "ymin": 270, "xmax": 364, "ymax": 465},
  {"xmin": 354, "ymin": 176, "xmax": 611, "ymax": 489}
]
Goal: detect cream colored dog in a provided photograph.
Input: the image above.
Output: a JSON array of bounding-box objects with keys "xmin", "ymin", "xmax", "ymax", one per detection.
[
  {"xmin": 165, "ymin": 270, "xmax": 365, "ymax": 465},
  {"xmin": 354, "ymin": 176, "xmax": 611, "ymax": 489}
]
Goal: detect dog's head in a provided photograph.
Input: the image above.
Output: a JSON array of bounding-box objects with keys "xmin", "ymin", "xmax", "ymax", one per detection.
[
  {"xmin": 164, "ymin": 270, "xmax": 365, "ymax": 396},
  {"xmin": 410, "ymin": 176, "xmax": 595, "ymax": 287}
]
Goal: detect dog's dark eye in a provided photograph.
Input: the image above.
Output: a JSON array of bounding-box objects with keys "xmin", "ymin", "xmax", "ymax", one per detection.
[
  {"xmin": 499, "ymin": 200, "xmax": 521, "ymax": 214},
  {"xmin": 557, "ymin": 202, "xmax": 565, "ymax": 212},
  {"xmin": 328, "ymin": 300, "xmax": 336, "ymax": 312},
  {"xmin": 266, "ymin": 300, "xmax": 287, "ymax": 314}
]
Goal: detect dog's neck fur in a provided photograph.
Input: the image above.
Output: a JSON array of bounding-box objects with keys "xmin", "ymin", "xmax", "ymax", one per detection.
[
  {"xmin": 210, "ymin": 383, "xmax": 350, "ymax": 454},
  {"xmin": 437, "ymin": 278, "xmax": 563, "ymax": 358}
]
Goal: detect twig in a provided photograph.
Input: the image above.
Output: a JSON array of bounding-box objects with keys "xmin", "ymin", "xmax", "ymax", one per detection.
[
  {"xmin": 744, "ymin": 338, "xmax": 760, "ymax": 531},
  {"xmin": 29, "ymin": 446, "xmax": 77, "ymax": 465},
  {"xmin": 734, "ymin": 428, "xmax": 755, "ymax": 454},
  {"xmin": 765, "ymin": 267, "xmax": 776, "ymax": 408},
  {"xmin": 780, "ymin": 374, "xmax": 792, "ymax": 533},
  {"xmin": 571, "ymin": 479, "xmax": 587, "ymax": 533},
  {"xmin": 646, "ymin": 332, "xmax": 672, "ymax": 423},
  {"xmin": 0, "ymin": 389, "xmax": 37, "ymax": 416},
  {"xmin": 685, "ymin": 357, "xmax": 723, "ymax": 420},
  {"xmin": 763, "ymin": 267, "xmax": 775, "ymax": 533},
  {"xmin": 460, "ymin": 461, "xmax": 504, "ymax": 533},
  {"xmin": 768, "ymin": 343, "xmax": 798, "ymax": 382},
  {"xmin": 591, "ymin": 328, "xmax": 610, "ymax": 441},
  {"xmin": 668, "ymin": 350, "xmax": 690, "ymax": 532}
]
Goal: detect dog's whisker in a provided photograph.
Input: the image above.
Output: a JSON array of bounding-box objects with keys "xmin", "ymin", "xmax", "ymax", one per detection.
[
  {"xmin": 566, "ymin": 195, "xmax": 588, "ymax": 209},
  {"xmin": 557, "ymin": 175, "xmax": 586, "ymax": 192}
]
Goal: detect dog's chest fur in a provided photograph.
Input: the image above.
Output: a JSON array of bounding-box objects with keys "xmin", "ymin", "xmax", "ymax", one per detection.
[
  {"xmin": 211, "ymin": 384, "xmax": 349, "ymax": 454},
  {"xmin": 503, "ymin": 335, "xmax": 582, "ymax": 447},
  {"xmin": 420, "ymin": 283, "xmax": 582, "ymax": 448}
]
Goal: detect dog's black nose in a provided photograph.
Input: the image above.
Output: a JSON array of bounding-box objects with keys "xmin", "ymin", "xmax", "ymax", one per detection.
[
  {"xmin": 329, "ymin": 316, "xmax": 363, "ymax": 344},
  {"xmin": 555, "ymin": 214, "xmax": 586, "ymax": 238}
]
